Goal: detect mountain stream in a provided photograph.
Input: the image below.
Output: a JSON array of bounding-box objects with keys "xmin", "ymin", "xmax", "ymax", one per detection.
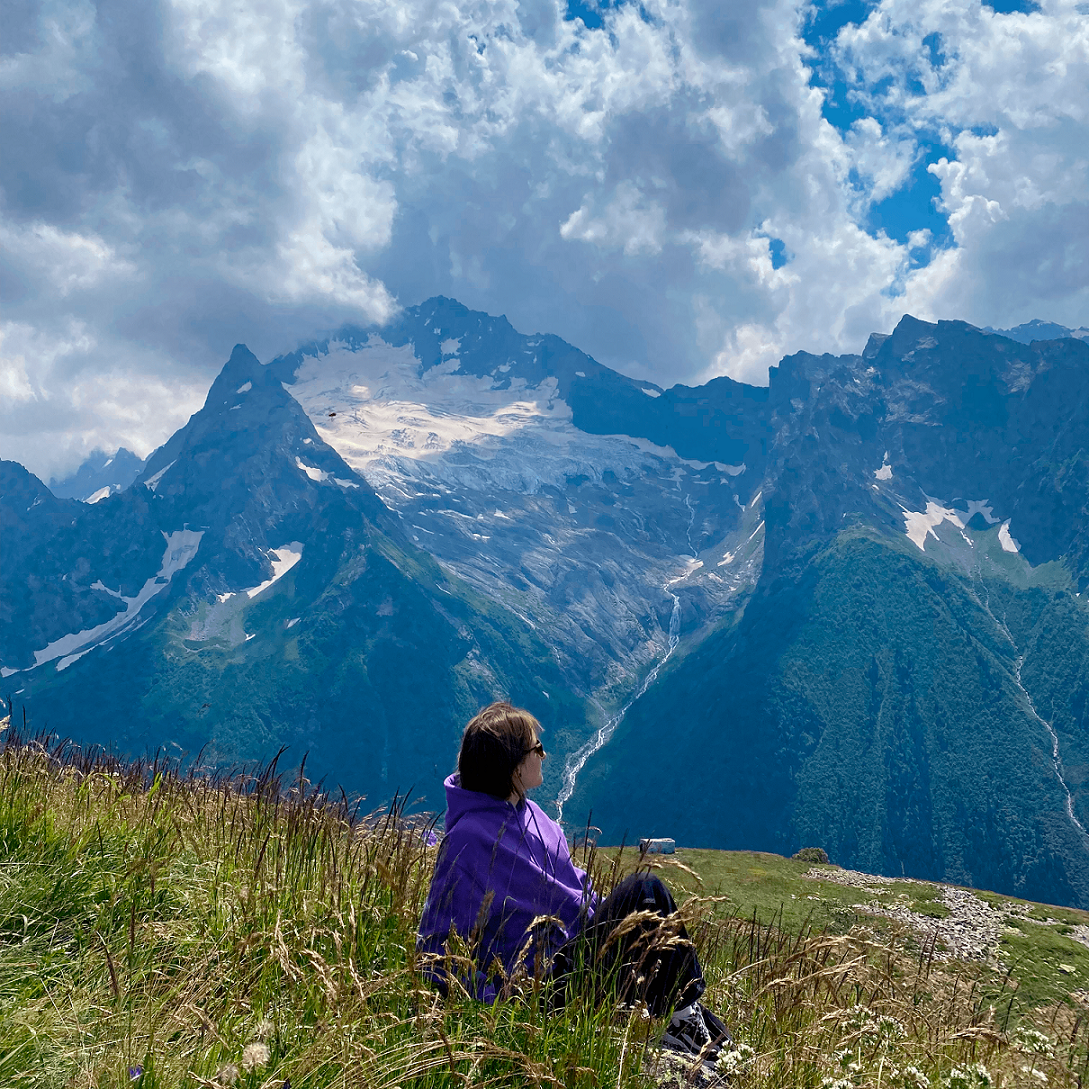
[
  {"xmin": 970, "ymin": 576, "xmax": 1089, "ymax": 844},
  {"xmin": 1014, "ymin": 654, "xmax": 1089, "ymax": 839},
  {"xmin": 555, "ymin": 589, "xmax": 681, "ymax": 822},
  {"xmin": 555, "ymin": 482, "xmax": 703, "ymax": 823}
]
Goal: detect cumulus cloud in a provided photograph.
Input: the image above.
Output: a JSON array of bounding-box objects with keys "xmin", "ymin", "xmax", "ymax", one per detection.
[
  {"xmin": 1, "ymin": 0, "xmax": 1085, "ymax": 480},
  {"xmin": 831, "ymin": 0, "xmax": 1089, "ymax": 324}
]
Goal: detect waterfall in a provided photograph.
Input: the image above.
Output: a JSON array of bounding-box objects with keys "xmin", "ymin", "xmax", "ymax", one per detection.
[{"xmin": 555, "ymin": 589, "xmax": 681, "ymax": 821}]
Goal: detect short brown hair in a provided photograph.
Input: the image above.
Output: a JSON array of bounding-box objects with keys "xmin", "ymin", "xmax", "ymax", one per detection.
[{"xmin": 457, "ymin": 702, "xmax": 541, "ymax": 800}]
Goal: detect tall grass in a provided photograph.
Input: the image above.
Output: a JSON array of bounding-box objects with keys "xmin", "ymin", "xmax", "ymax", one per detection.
[{"xmin": 2, "ymin": 717, "xmax": 1088, "ymax": 1088}]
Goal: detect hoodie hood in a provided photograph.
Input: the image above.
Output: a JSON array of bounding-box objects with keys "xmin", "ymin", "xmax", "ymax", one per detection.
[{"xmin": 444, "ymin": 772, "xmax": 517, "ymax": 833}]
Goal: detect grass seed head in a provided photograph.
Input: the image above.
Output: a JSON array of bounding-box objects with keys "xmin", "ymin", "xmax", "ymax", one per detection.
[
  {"xmin": 215, "ymin": 1062, "xmax": 240, "ymax": 1085},
  {"xmin": 241, "ymin": 1041, "xmax": 271, "ymax": 1071}
]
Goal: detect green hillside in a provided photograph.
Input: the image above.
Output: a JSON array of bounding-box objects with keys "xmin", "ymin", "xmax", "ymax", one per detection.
[
  {"xmin": 13, "ymin": 514, "xmax": 591, "ymax": 815},
  {"xmin": 569, "ymin": 526, "xmax": 1089, "ymax": 909},
  {"xmin": 3, "ymin": 723, "xmax": 1089, "ymax": 1088}
]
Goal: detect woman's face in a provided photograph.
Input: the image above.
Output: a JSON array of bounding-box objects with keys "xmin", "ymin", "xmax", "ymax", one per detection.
[{"xmin": 513, "ymin": 734, "xmax": 545, "ymax": 795}]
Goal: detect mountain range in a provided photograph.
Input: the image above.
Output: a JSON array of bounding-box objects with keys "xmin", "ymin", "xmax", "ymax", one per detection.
[{"xmin": 4, "ymin": 299, "xmax": 1089, "ymax": 907}]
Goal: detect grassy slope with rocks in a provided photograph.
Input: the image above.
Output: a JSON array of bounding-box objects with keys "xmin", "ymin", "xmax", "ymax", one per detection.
[{"xmin": 4, "ymin": 724, "xmax": 1089, "ymax": 1089}]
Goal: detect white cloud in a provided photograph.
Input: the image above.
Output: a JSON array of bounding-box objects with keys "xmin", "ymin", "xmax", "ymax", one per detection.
[
  {"xmin": 828, "ymin": 0, "xmax": 1089, "ymax": 328},
  {"xmin": 1, "ymin": 0, "xmax": 1085, "ymax": 478},
  {"xmin": 0, "ymin": 221, "xmax": 136, "ymax": 296},
  {"xmin": 0, "ymin": 0, "xmax": 99, "ymax": 103},
  {"xmin": 0, "ymin": 319, "xmax": 205, "ymax": 483},
  {"xmin": 843, "ymin": 117, "xmax": 916, "ymax": 204},
  {"xmin": 561, "ymin": 182, "xmax": 669, "ymax": 255}
]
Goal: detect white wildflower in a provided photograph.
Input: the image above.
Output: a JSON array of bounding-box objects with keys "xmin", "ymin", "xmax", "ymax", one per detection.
[
  {"xmin": 716, "ymin": 1042, "xmax": 756, "ymax": 1075},
  {"xmin": 1013, "ymin": 1026, "xmax": 1055, "ymax": 1057},
  {"xmin": 1020, "ymin": 1068, "xmax": 1048, "ymax": 1085},
  {"xmin": 241, "ymin": 1042, "xmax": 270, "ymax": 1072},
  {"xmin": 876, "ymin": 1014, "xmax": 906, "ymax": 1038},
  {"xmin": 215, "ymin": 1065, "xmax": 239, "ymax": 1087},
  {"xmin": 942, "ymin": 1062, "xmax": 993, "ymax": 1089},
  {"xmin": 845, "ymin": 1005, "xmax": 874, "ymax": 1031},
  {"xmin": 253, "ymin": 1017, "xmax": 275, "ymax": 1040},
  {"xmin": 895, "ymin": 1065, "xmax": 931, "ymax": 1089},
  {"xmin": 832, "ymin": 1048, "xmax": 854, "ymax": 1069}
]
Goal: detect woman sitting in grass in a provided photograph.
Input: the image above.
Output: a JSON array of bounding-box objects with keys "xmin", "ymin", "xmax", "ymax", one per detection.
[{"xmin": 415, "ymin": 701, "xmax": 730, "ymax": 1059}]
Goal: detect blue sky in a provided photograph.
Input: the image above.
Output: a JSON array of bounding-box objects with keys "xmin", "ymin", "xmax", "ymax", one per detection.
[{"xmin": 1, "ymin": 0, "xmax": 1087, "ymax": 480}]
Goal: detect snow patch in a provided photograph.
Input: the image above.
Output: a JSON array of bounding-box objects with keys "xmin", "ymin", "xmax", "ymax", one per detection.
[
  {"xmin": 641, "ymin": 387, "xmax": 661, "ymax": 398},
  {"xmin": 0, "ymin": 667, "xmax": 19, "ymax": 678},
  {"xmin": 874, "ymin": 452, "xmax": 892, "ymax": 480},
  {"xmin": 295, "ymin": 458, "xmax": 327, "ymax": 482},
  {"xmin": 29, "ymin": 530, "xmax": 203, "ymax": 668},
  {"xmin": 57, "ymin": 648, "xmax": 91, "ymax": 671},
  {"xmin": 999, "ymin": 520, "xmax": 1020, "ymax": 553},
  {"xmin": 244, "ymin": 543, "xmax": 304, "ymax": 599},
  {"xmin": 144, "ymin": 461, "xmax": 176, "ymax": 491},
  {"xmin": 287, "ymin": 339, "xmax": 573, "ymax": 477},
  {"xmin": 285, "ymin": 337, "xmax": 742, "ymax": 503},
  {"xmin": 718, "ymin": 551, "xmax": 735, "ymax": 566},
  {"xmin": 333, "ymin": 477, "xmax": 359, "ymax": 489},
  {"xmin": 440, "ymin": 338, "xmax": 461, "ymax": 356},
  {"xmin": 91, "ymin": 580, "xmax": 123, "ymax": 598},
  {"xmin": 236, "ymin": 381, "xmax": 252, "ymax": 393},
  {"xmin": 901, "ymin": 501, "xmax": 965, "ymax": 551},
  {"xmin": 575, "ymin": 371, "xmax": 586, "ymax": 378},
  {"xmin": 286, "ymin": 617, "xmax": 300, "ymax": 628}
]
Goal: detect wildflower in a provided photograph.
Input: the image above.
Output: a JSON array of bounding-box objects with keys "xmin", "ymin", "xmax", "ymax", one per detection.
[
  {"xmin": 716, "ymin": 1042, "xmax": 756, "ymax": 1075},
  {"xmin": 822, "ymin": 1079, "xmax": 853, "ymax": 1089},
  {"xmin": 253, "ymin": 1017, "xmax": 275, "ymax": 1040},
  {"xmin": 215, "ymin": 1064, "xmax": 239, "ymax": 1086},
  {"xmin": 876, "ymin": 1014, "xmax": 906, "ymax": 1039},
  {"xmin": 893, "ymin": 1066, "xmax": 930, "ymax": 1089},
  {"xmin": 845, "ymin": 1005, "xmax": 873, "ymax": 1031},
  {"xmin": 128, "ymin": 1067, "xmax": 143, "ymax": 1081},
  {"xmin": 1013, "ymin": 1027, "xmax": 1055, "ymax": 1058},
  {"xmin": 241, "ymin": 1041, "xmax": 271, "ymax": 1071},
  {"xmin": 1021, "ymin": 1068, "xmax": 1048, "ymax": 1085},
  {"xmin": 942, "ymin": 1062, "xmax": 992, "ymax": 1089}
]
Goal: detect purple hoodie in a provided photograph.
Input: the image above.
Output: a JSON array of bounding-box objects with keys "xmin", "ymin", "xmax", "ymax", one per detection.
[{"xmin": 416, "ymin": 773, "xmax": 597, "ymax": 1002}]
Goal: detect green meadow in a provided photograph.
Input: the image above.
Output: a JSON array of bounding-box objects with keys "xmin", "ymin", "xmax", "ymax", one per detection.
[{"xmin": 3, "ymin": 723, "xmax": 1089, "ymax": 1088}]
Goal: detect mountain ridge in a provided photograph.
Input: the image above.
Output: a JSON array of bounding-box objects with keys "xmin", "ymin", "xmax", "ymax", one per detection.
[{"xmin": 5, "ymin": 300, "xmax": 1089, "ymax": 907}]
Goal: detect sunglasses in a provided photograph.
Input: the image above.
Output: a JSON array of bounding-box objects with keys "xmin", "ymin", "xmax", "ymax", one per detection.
[{"xmin": 526, "ymin": 741, "xmax": 546, "ymax": 758}]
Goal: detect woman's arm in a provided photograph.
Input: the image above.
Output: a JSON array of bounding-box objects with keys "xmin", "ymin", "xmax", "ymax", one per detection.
[{"xmin": 416, "ymin": 840, "xmax": 502, "ymax": 1001}]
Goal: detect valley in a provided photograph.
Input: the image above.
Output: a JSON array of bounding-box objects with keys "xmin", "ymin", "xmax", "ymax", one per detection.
[{"xmin": 3, "ymin": 300, "xmax": 1088, "ymax": 907}]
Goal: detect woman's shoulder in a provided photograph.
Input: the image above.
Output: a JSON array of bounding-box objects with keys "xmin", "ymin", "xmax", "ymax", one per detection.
[
  {"xmin": 522, "ymin": 798, "xmax": 568, "ymax": 846},
  {"xmin": 445, "ymin": 802, "xmax": 512, "ymax": 846}
]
